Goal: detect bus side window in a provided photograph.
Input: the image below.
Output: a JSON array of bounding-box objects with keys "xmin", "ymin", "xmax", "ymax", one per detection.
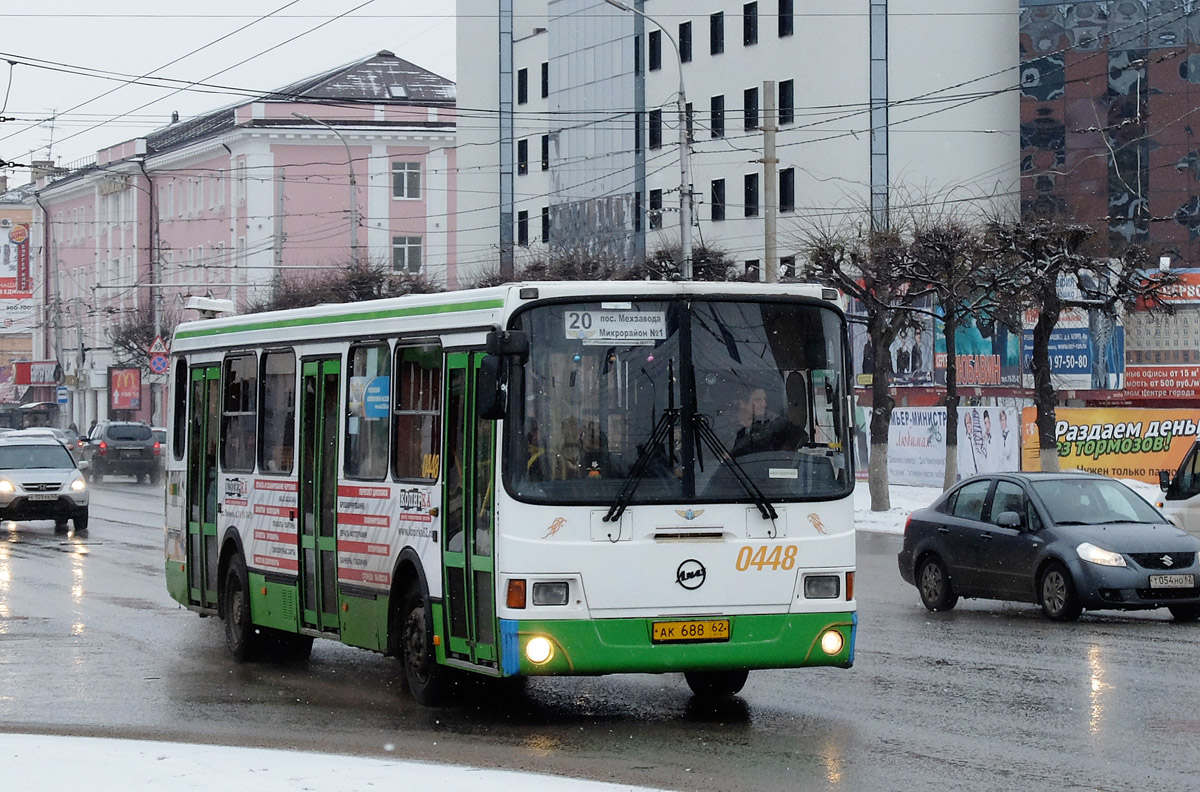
[{"xmin": 259, "ymin": 350, "xmax": 296, "ymax": 474}]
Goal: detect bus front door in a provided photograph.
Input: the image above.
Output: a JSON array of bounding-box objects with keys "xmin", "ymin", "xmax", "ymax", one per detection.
[
  {"xmin": 442, "ymin": 352, "xmax": 498, "ymax": 668},
  {"xmin": 299, "ymin": 358, "xmax": 341, "ymax": 634},
  {"xmin": 186, "ymin": 365, "xmax": 220, "ymax": 609}
]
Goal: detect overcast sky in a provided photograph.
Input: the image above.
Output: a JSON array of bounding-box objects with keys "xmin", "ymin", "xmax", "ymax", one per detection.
[{"xmin": 0, "ymin": 1, "xmax": 457, "ymax": 179}]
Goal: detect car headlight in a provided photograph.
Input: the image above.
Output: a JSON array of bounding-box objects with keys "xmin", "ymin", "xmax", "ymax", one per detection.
[
  {"xmin": 0, "ymin": 480, "xmax": 12, "ymax": 494},
  {"xmin": 70, "ymin": 476, "xmax": 87, "ymax": 492},
  {"xmin": 1077, "ymin": 542, "xmax": 1126, "ymax": 567}
]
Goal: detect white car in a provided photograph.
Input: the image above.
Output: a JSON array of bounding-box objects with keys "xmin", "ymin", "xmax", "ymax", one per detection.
[
  {"xmin": 0, "ymin": 435, "xmax": 90, "ymax": 533},
  {"xmin": 1158, "ymin": 438, "xmax": 1200, "ymax": 540}
]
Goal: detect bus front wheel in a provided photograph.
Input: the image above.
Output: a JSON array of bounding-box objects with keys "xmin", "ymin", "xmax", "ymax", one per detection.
[
  {"xmin": 400, "ymin": 583, "xmax": 449, "ymax": 705},
  {"xmin": 223, "ymin": 554, "xmax": 262, "ymax": 662},
  {"xmin": 684, "ymin": 669, "xmax": 749, "ymax": 698}
]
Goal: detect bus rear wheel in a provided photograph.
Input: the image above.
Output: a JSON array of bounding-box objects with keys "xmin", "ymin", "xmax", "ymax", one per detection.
[
  {"xmin": 684, "ymin": 669, "xmax": 749, "ymax": 698},
  {"xmin": 400, "ymin": 583, "xmax": 449, "ymax": 705},
  {"xmin": 223, "ymin": 553, "xmax": 262, "ymax": 662}
]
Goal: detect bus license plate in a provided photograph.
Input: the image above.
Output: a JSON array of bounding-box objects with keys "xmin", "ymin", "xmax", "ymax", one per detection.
[
  {"xmin": 1149, "ymin": 574, "xmax": 1195, "ymax": 589},
  {"xmin": 651, "ymin": 619, "xmax": 730, "ymax": 643}
]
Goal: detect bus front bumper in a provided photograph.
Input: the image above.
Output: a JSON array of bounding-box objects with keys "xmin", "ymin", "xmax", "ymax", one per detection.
[{"xmin": 500, "ymin": 611, "xmax": 856, "ymax": 677}]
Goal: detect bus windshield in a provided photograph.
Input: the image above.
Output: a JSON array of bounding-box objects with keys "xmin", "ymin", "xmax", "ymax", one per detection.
[{"xmin": 506, "ymin": 297, "xmax": 851, "ymax": 506}]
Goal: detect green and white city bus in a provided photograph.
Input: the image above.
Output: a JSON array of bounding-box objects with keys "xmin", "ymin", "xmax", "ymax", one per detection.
[{"xmin": 164, "ymin": 281, "xmax": 857, "ymax": 703}]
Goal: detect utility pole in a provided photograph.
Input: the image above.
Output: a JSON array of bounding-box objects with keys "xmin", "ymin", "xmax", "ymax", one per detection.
[{"xmin": 761, "ymin": 80, "xmax": 779, "ymax": 283}]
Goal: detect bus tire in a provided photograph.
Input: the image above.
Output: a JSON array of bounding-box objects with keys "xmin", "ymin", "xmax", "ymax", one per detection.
[
  {"xmin": 223, "ymin": 553, "xmax": 262, "ymax": 662},
  {"xmin": 684, "ymin": 669, "xmax": 749, "ymax": 698},
  {"xmin": 400, "ymin": 582, "xmax": 449, "ymax": 705}
]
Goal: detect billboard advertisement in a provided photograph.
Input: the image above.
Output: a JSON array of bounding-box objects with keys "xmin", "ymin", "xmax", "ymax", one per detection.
[
  {"xmin": 887, "ymin": 406, "xmax": 1021, "ymax": 486},
  {"xmin": 1020, "ymin": 406, "xmax": 1199, "ymax": 484},
  {"xmin": 1020, "ymin": 274, "xmax": 1125, "ymax": 392},
  {"xmin": 108, "ymin": 367, "xmax": 142, "ymax": 411},
  {"xmin": 1123, "ymin": 270, "xmax": 1200, "ymax": 399},
  {"xmin": 0, "ymin": 223, "xmax": 36, "ymax": 335}
]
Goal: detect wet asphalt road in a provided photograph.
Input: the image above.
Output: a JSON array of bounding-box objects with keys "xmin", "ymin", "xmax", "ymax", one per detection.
[{"xmin": 2, "ymin": 481, "xmax": 1199, "ymax": 791}]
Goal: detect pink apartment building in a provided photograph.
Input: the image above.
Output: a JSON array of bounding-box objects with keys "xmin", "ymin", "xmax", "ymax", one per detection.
[{"xmin": 28, "ymin": 51, "xmax": 457, "ymax": 429}]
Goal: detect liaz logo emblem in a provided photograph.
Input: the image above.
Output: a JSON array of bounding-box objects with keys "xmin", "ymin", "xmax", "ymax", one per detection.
[
  {"xmin": 675, "ymin": 509, "xmax": 705, "ymax": 520},
  {"xmin": 808, "ymin": 513, "xmax": 827, "ymax": 534},
  {"xmin": 676, "ymin": 559, "xmax": 706, "ymax": 590}
]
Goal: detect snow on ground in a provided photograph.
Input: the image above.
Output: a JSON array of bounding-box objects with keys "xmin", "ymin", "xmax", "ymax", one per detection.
[{"xmin": 0, "ymin": 734, "xmax": 666, "ymax": 792}]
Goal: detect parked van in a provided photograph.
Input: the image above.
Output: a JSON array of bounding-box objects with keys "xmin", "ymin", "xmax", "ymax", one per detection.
[{"xmin": 1158, "ymin": 438, "xmax": 1200, "ymax": 539}]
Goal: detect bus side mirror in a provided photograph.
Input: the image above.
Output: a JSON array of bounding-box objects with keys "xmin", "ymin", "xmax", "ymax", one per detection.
[
  {"xmin": 476, "ymin": 355, "xmax": 507, "ymax": 420},
  {"xmin": 1159, "ymin": 469, "xmax": 1172, "ymax": 491}
]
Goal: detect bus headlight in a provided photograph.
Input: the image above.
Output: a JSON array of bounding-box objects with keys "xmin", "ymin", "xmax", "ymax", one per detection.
[
  {"xmin": 532, "ymin": 581, "xmax": 569, "ymax": 606},
  {"xmin": 820, "ymin": 629, "xmax": 844, "ymax": 656},
  {"xmin": 525, "ymin": 636, "xmax": 554, "ymax": 665},
  {"xmin": 803, "ymin": 575, "xmax": 841, "ymax": 599}
]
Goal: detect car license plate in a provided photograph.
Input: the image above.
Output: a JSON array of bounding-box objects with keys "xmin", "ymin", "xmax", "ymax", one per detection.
[
  {"xmin": 26, "ymin": 493, "xmax": 58, "ymax": 501},
  {"xmin": 651, "ymin": 619, "xmax": 730, "ymax": 643},
  {"xmin": 121, "ymin": 450, "xmax": 139, "ymax": 459},
  {"xmin": 1149, "ymin": 574, "xmax": 1195, "ymax": 589}
]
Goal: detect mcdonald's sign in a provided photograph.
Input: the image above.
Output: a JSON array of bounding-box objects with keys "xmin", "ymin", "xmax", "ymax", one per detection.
[{"xmin": 108, "ymin": 367, "xmax": 142, "ymax": 410}]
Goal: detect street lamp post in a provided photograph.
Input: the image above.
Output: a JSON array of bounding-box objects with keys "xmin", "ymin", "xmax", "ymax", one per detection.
[
  {"xmin": 293, "ymin": 112, "xmax": 360, "ymax": 265},
  {"xmin": 603, "ymin": 0, "xmax": 693, "ymax": 279}
]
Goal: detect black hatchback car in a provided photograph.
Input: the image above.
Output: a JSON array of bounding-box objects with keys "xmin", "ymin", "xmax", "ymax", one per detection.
[
  {"xmin": 898, "ymin": 472, "xmax": 1200, "ymax": 622},
  {"xmin": 84, "ymin": 421, "xmax": 161, "ymax": 483}
]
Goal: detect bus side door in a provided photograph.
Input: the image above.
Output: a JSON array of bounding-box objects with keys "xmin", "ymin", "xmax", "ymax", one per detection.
[
  {"xmin": 442, "ymin": 352, "xmax": 498, "ymax": 668},
  {"xmin": 186, "ymin": 365, "xmax": 220, "ymax": 608},
  {"xmin": 298, "ymin": 357, "xmax": 342, "ymax": 634}
]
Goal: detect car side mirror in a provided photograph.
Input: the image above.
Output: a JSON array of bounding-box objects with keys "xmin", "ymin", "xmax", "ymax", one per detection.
[
  {"xmin": 1159, "ymin": 469, "xmax": 1172, "ymax": 491},
  {"xmin": 995, "ymin": 510, "xmax": 1022, "ymax": 529}
]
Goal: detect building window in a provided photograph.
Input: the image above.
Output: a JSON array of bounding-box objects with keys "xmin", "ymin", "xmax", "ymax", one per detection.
[
  {"xmin": 780, "ymin": 167, "xmax": 796, "ymax": 212},
  {"xmin": 680, "ymin": 21, "xmax": 692, "ymax": 62},
  {"xmin": 744, "ymin": 3, "xmax": 758, "ymax": 46},
  {"xmin": 517, "ymin": 67, "xmax": 528, "ymax": 104},
  {"xmin": 779, "ymin": 0, "xmax": 794, "ymax": 37},
  {"xmin": 392, "ymin": 161, "xmax": 421, "ymax": 199},
  {"xmin": 345, "ymin": 343, "xmax": 390, "ymax": 481},
  {"xmin": 745, "ymin": 260, "xmax": 761, "ymax": 280},
  {"xmin": 649, "ymin": 188, "xmax": 664, "ymax": 230},
  {"xmin": 541, "ymin": 134, "xmax": 550, "ymax": 170},
  {"xmin": 780, "ymin": 255, "xmax": 796, "ymax": 278},
  {"xmin": 393, "ymin": 345, "xmax": 442, "ymax": 482},
  {"xmin": 711, "ymin": 179, "xmax": 726, "ymax": 221},
  {"xmin": 710, "ymin": 12, "xmax": 724, "ymax": 55},
  {"xmin": 649, "ymin": 29, "xmax": 662, "ymax": 71},
  {"xmin": 745, "ymin": 173, "xmax": 759, "ymax": 217},
  {"xmin": 517, "ymin": 138, "xmax": 529, "ymax": 175},
  {"xmin": 518, "ymin": 210, "xmax": 529, "ymax": 247},
  {"xmin": 221, "ymin": 354, "xmax": 257, "ymax": 474},
  {"xmin": 541, "ymin": 61, "xmax": 549, "ymax": 97},
  {"xmin": 541, "ymin": 206, "xmax": 550, "ymax": 242},
  {"xmin": 392, "ymin": 236, "xmax": 422, "ymax": 273},
  {"xmin": 780, "ymin": 79, "xmax": 795, "ymax": 125},
  {"xmin": 649, "ymin": 109, "xmax": 663, "ymax": 149},
  {"xmin": 744, "ymin": 87, "xmax": 759, "ymax": 130},
  {"xmin": 711, "ymin": 95, "xmax": 725, "ymax": 138}
]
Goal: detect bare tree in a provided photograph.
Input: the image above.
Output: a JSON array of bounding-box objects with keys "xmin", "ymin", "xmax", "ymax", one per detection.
[
  {"xmin": 246, "ymin": 259, "xmax": 439, "ymax": 313},
  {"xmin": 985, "ymin": 219, "xmax": 1175, "ymax": 471},
  {"xmin": 899, "ymin": 219, "xmax": 996, "ymax": 489},
  {"xmin": 799, "ymin": 221, "xmax": 931, "ymax": 511}
]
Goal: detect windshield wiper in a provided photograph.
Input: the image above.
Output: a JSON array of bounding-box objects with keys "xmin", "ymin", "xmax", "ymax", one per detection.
[
  {"xmin": 692, "ymin": 414, "xmax": 778, "ymax": 521},
  {"xmin": 603, "ymin": 408, "xmax": 680, "ymax": 524}
]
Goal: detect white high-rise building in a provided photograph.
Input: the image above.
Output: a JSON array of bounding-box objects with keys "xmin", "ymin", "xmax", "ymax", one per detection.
[{"xmin": 457, "ymin": 0, "xmax": 1019, "ymax": 282}]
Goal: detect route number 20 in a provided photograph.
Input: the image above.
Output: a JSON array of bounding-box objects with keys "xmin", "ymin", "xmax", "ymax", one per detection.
[{"xmin": 735, "ymin": 545, "xmax": 798, "ymax": 571}]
